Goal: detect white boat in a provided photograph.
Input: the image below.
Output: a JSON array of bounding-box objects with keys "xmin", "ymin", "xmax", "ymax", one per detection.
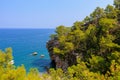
[
  {"xmin": 40, "ymin": 54, "xmax": 45, "ymax": 58},
  {"xmin": 32, "ymin": 52, "xmax": 38, "ymax": 56}
]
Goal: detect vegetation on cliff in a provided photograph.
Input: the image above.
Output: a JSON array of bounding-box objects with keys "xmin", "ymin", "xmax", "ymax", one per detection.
[
  {"xmin": 47, "ymin": 0, "xmax": 120, "ymax": 79},
  {"xmin": 1, "ymin": 0, "xmax": 120, "ymax": 80}
]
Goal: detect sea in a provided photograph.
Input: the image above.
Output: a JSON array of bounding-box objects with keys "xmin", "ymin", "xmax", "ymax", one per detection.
[{"xmin": 0, "ymin": 29, "xmax": 55, "ymax": 72}]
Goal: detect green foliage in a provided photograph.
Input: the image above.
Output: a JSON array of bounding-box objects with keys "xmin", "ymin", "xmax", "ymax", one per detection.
[
  {"xmin": 0, "ymin": 48, "xmax": 13, "ymax": 68},
  {"xmin": 1, "ymin": 0, "xmax": 120, "ymax": 80},
  {"xmin": 48, "ymin": 0, "xmax": 120, "ymax": 79},
  {"xmin": 26, "ymin": 68, "xmax": 42, "ymax": 80},
  {"xmin": 53, "ymin": 42, "xmax": 74, "ymax": 55},
  {"xmin": 114, "ymin": 0, "xmax": 120, "ymax": 9},
  {"xmin": 99, "ymin": 18, "xmax": 117, "ymax": 32},
  {"xmin": 84, "ymin": 16, "xmax": 90, "ymax": 23},
  {"xmin": 88, "ymin": 55, "xmax": 106, "ymax": 73},
  {"xmin": 53, "ymin": 47, "xmax": 62, "ymax": 54},
  {"xmin": 64, "ymin": 42, "xmax": 74, "ymax": 52},
  {"xmin": 90, "ymin": 7, "xmax": 105, "ymax": 20},
  {"xmin": 49, "ymin": 68, "xmax": 65, "ymax": 80},
  {"xmin": 72, "ymin": 21, "xmax": 84, "ymax": 30},
  {"xmin": 55, "ymin": 25, "xmax": 71, "ymax": 37},
  {"xmin": 105, "ymin": 5, "xmax": 117, "ymax": 19},
  {"xmin": 0, "ymin": 48, "xmax": 43, "ymax": 80}
]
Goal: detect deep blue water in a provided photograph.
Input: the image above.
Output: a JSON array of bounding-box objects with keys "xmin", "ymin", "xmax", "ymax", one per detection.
[{"xmin": 0, "ymin": 29, "xmax": 55, "ymax": 72}]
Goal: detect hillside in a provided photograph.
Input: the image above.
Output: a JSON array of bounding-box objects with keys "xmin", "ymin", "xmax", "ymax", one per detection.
[
  {"xmin": 46, "ymin": 0, "xmax": 120, "ymax": 79},
  {"xmin": 0, "ymin": 0, "xmax": 120, "ymax": 80}
]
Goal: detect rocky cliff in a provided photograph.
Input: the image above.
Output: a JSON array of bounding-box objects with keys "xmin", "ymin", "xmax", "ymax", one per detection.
[{"xmin": 46, "ymin": 39, "xmax": 78, "ymax": 71}]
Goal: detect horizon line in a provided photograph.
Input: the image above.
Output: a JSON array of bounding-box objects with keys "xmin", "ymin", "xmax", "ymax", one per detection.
[{"xmin": 0, "ymin": 27, "xmax": 56, "ymax": 29}]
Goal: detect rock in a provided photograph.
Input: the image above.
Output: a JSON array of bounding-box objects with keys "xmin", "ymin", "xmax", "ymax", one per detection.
[{"xmin": 46, "ymin": 39, "xmax": 77, "ymax": 71}]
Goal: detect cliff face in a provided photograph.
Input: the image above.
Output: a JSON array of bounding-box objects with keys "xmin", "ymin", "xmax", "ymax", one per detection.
[{"xmin": 46, "ymin": 39, "xmax": 77, "ymax": 71}]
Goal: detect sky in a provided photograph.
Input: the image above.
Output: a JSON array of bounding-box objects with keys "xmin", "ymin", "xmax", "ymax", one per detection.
[{"xmin": 0, "ymin": 0, "xmax": 113, "ymax": 29}]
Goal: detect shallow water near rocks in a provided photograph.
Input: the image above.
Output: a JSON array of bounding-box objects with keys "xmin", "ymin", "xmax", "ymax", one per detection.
[{"xmin": 0, "ymin": 29, "xmax": 55, "ymax": 72}]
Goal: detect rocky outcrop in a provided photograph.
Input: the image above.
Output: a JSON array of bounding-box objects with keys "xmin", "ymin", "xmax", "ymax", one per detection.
[{"xmin": 46, "ymin": 39, "xmax": 78, "ymax": 71}]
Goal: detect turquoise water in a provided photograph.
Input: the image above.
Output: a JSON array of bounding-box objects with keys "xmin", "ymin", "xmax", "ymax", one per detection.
[{"xmin": 0, "ymin": 29, "xmax": 55, "ymax": 72}]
